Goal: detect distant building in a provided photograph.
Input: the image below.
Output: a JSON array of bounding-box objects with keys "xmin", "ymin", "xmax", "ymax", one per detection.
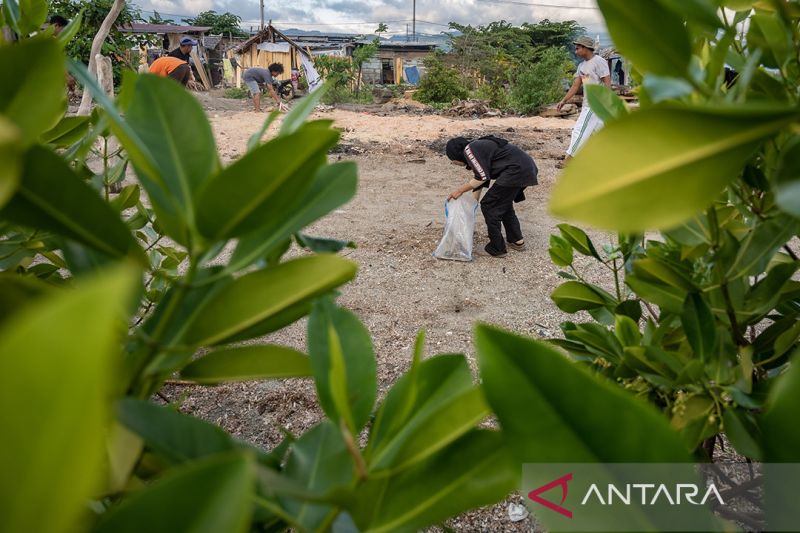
[
  {"xmin": 229, "ymin": 24, "xmax": 443, "ymax": 89},
  {"xmin": 359, "ymin": 41, "xmax": 440, "ymax": 85},
  {"xmin": 230, "ymin": 24, "xmax": 351, "ymax": 87}
]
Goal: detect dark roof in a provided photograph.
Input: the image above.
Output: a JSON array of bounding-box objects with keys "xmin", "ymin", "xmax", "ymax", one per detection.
[
  {"xmin": 203, "ymin": 35, "xmax": 223, "ymax": 49},
  {"xmin": 120, "ymin": 23, "xmax": 211, "ymax": 35},
  {"xmin": 236, "ymin": 28, "xmax": 269, "ymax": 52}
]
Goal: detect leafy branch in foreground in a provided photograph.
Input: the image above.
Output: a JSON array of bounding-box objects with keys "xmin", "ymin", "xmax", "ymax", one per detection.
[{"xmin": 547, "ymin": 0, "xmax": 800, "ymax": 465}]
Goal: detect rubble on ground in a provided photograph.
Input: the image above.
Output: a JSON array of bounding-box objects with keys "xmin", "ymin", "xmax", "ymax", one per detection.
[
  {"xmin": 379, "ymin": 98, "xmax": 432, "ymax": 114},
  {"xmin": 444, "ymin": 99, "xmax": 503, "ymax": 118},
  {"xmin": 539, "ymin": 103, "xmax": 578, "ymax": 118}
]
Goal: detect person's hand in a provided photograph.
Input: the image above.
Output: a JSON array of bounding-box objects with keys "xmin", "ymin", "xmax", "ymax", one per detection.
[
  {"xmin": 278, "ymin": 102, "xmax": 288, "ymax": 112},
  {"xmin": 556, "ymin": 100, "xmax": 564, "ymax": 111},
  {"xmin": 448, "ymin": 189, "xmax": 463, "ymax": 201}
]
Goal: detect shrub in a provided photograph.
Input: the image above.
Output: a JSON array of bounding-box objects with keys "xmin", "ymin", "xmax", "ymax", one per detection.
[
  {"xmin": 321, "ymin": 87, "xmax": 374, "ymax": 105},
  {"xmin": 223, "ymin": 87, "xmax": 248, "ymax": 99},
  {"xmin": 548, "ymin": 0, "xmax": 800, "ymax": 472},
  {"xmin": 473, "ymin": 81, "xmax": 508, "ymax": 110},
  {"xmin": 415, "ymin": 54, "xmax": 471, "ymax": 104},
  {"xmin": 313, "ymin": 55, "xmax": 353, "ymax": 90},
  {"xmin": 508, "ymin": 46, "xmax": 572, "ymax": 114}
]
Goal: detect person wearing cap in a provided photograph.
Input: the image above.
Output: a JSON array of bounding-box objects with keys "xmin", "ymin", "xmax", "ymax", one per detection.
[
  {"xmin": 556, "ymin": 35, "xmax": 611, "ymax": 164},
  {"xmin": 168, "ymin": 37, "xmax": 197, "ymax": 62},
  {"xmin": 149, "ymin": 56, "xmax": 192, "ymax": 86},
  {"xmin": 446, "ymin": 135, "xmax": 538, "ymax": 258},
  {"xmin": 243, "ymin": 63, "xmax": 287, "ymax": 112}
]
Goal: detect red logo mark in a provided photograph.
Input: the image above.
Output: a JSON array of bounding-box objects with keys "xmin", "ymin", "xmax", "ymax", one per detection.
[{"xmin": 528, "ymin": 473, "xmax": 573, "ymax": 519}]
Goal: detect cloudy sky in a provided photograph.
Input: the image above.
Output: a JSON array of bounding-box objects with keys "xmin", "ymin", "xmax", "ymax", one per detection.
[{"xmin": 134, "ymin": 0, "xmax": 606, "ymax": 38}]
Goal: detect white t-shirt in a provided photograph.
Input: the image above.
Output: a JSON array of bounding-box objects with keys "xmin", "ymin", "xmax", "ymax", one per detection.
[{"xmin": 576, "ymin": 55, "xmax": 610, "ymax": 96}]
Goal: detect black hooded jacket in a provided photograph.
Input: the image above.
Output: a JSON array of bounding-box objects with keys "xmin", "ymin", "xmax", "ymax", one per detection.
[{"xmin": 460, "ymin": 136, "xmax": 538, "ymax": 188}]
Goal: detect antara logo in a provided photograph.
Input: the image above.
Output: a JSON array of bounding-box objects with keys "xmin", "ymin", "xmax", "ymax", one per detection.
[
  {"xmin": 528, "ymin": 473, "xmax": 574, "ymax": 518},
  {"xmin": 528, "ymin": 474, "xmax": 726, "ymax": 518}
]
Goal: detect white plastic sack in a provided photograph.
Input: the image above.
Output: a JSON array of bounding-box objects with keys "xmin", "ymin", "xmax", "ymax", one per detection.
[{"xmin": 433, "ymin": 195, "xmax": 478, "ymax": 262}]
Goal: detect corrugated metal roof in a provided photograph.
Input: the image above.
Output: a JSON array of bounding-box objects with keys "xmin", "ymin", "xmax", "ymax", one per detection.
[{"xmin": 120, "ymin": 23, "xmax": 211, "ymax": 34}]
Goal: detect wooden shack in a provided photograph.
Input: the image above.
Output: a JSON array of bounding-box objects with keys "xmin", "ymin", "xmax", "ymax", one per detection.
[
  {"xmin": 360, "ymin": 41, "xmax": 439, "ymax": 85},
  {"xmin": 229, "ymin": 25, "xmax": 362, "ymax": 88},
  {"xmin": 230, "ymin": 25, "xmax": 303, "ymax": 86}
]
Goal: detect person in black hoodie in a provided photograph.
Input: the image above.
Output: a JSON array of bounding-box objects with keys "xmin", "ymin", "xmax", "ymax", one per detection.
[{"xmin": 446, "ymin": 136, "xmax": 538, "ymax": 257}]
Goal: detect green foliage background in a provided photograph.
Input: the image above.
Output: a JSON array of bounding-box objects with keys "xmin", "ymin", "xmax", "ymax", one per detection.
[
  {"xmin": 416, "ymin": 19, "xmax": 581, "ymax": 112},
  {"xmin": 508, "ymin": 46, "xmax": 573, "ymax": 114},
  {"xmin": 184, "ymin": 10, "xmax": 248, "ymax": 38},
  {"xmin": 47, "ymin": 0, "xmax": 140, "ymax": 83},
  {"xmin": 415, "ymin": 53, "xmax": 471, "ymax": 104}
]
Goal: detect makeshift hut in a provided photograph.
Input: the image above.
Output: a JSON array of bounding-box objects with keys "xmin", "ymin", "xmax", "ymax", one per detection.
[
  {"xmin": 120, "ymin": 22, "xmax": 215, "ymax": 89},
  {"xmin": 597, "ymin": 46, "xmax": 629, "ymax": 88},
  {"xmin": 360, "ymin": 41, "xmax": 439, "ymax": 85},
  {"xmin": 229, "ymin": 24, "xmax": 319, "ymax": 87}
]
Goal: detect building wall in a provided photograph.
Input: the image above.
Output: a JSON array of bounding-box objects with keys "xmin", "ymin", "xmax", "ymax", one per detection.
[
  {"xmin": 361, "ymin": 51, "xmax": 432, "ymax": 85},
  {"xmin": 228, "ymin": 47, "xmax": 298, "ymax": 87}
]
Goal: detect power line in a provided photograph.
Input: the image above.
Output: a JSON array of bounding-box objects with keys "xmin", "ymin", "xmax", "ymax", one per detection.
[
  {"xmin": 244, "ymin": 19, "xmax": 407, "ymax": 26},
  {"xmin": 474, "ymin": 0, "xmax": 600, "ymax": 9},
  {"xmin": 136, "ymin": 8, "xmax": 195, "ymax": 19},
  {"xmin": 239, "ymin": 19, "xmax": 447, "ymax": 28},
  {"xmin": 413, "ymin": 19, "xmax": 452, "ymax": 28}
]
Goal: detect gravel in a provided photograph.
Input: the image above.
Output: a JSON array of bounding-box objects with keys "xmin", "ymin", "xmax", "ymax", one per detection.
[{"xmin": 160, "ymin": 99, "xmax": 621, "ymax": 532}]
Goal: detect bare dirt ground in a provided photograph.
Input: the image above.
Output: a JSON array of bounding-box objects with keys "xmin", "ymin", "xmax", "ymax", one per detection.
[{"xmin": 163, "ymin": 93, "xmax": 618, "ymax": 531}]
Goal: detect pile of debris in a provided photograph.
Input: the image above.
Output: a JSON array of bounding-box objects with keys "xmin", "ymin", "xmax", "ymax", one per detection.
[
  {"xmin": 379, "ymin": 99, "xmax": 432, "ymax": 115},
  {"xmin": 444, "ymin": 99, "xmax": 503, "ymax": 118},
  {"xmin": 539, "ymin": 102, "xmax": 578, "ymax": 118}
]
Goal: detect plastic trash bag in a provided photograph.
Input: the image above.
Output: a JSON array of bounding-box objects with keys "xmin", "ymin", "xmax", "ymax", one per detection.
[{"xmin": 433, "ymin": 195, "xmax": 478, "ymax": 262}]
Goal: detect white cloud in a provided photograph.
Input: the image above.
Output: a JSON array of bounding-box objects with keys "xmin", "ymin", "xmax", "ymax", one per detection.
[{"xmin": 133, "ymin": 0, "xmax": 606, "ymax": 36}]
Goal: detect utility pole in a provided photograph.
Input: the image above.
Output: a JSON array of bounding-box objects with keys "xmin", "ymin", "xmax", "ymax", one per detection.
[
  {"xmin": 412, "ymin": 0, "xmax": 416, "ymax": 42},
  {"xmin": 406, "ymin": 24, "xmax": 409, "ymax": 42},
  {"xmin": 260, "ymin": 0, "xmax": 265, "ymax": 30}
]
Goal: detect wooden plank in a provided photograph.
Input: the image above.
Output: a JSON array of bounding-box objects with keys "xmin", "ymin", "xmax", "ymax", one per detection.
[
  {"xmin": 190, "ymin": 49, "xmax": 213, "ymax": 90},
  {"xmin": 394, "ymin": 57, "xmax": 403, "ymax": 84}
]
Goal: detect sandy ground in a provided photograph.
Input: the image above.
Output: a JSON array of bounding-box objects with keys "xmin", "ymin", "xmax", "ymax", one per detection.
[{"xmin": 163, "ymin": 93, "xmax": 619, "ymax": 531}]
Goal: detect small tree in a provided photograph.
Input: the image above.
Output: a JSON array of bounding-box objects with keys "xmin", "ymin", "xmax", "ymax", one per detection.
[
  {"xmin": 415, "ymin": 53, "xmax": 470, "ymax": 105},
  {"xmin": 184, "ymin": 10, "xmax": 247, "ymax": 37},
  {"xmin": 508, "ymin": 47, "xmax": 572, "ymax": 114},
  {"xmin": 521, "ymin": 18, "xmax": 585, "ymax": 60},
  {"xmin": 48, "ymin": 0, "xmax": 140, "ymax": 87},
  {"xmin": 352, "ymin": 37, "xmax": 379, "ymax": 92}
]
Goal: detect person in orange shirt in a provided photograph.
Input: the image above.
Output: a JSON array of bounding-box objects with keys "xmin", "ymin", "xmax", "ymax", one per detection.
[{"xmin": 149, "ymin": 56, "xmax": 191, "ymax": 86}]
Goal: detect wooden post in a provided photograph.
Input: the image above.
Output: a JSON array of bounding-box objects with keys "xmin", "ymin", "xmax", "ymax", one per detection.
[
  {"xmin": 77, "ymin": 0, "xmax": 125, "ymax": 115},
  {"xmin": 394, "ymin": 57, "xmax": 403, "ymax": 84}
]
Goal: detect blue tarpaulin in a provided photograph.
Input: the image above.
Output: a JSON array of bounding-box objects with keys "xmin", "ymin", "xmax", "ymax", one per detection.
[{"xmin": 404, "ymin": 66, "xmax": 420, "ymax": 85}]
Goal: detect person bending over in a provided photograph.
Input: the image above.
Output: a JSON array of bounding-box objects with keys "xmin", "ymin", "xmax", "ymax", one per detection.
[
  {"xmin": 149, "ymin": 56, "xmax": 192, "ymax": 86},
  {"xmin": 446, "ymin": 136, "xmax": 538, "ymax": 258},
  {"xmin": 243, "ymin": 63, "xmax": 286, "ymax": 112}
]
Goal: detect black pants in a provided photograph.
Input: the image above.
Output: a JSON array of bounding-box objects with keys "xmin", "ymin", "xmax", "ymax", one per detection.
[
  {"xmin": 480, "ymin": 185, "xmax": 524, "ymax": 255},
  {"xmin": 168, "ymin": 63, "xmax": 191, "ymax": 86}
]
